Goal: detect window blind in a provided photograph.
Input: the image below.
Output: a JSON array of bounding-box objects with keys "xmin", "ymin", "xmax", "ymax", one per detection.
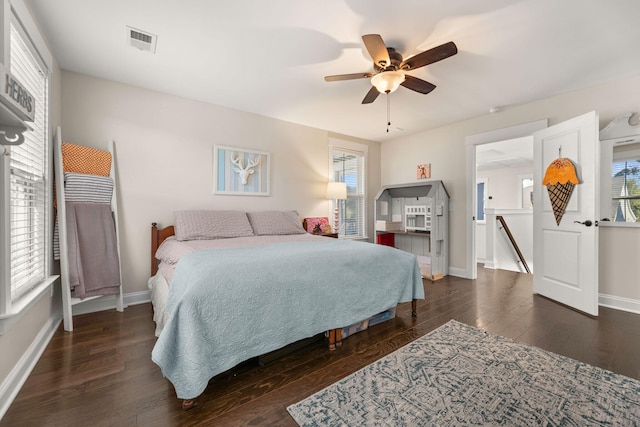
[
  {"xmin": 331, "ymin": 148, "xmax": 366, "ymax": 238},
  {"xmin": 610, "ymin": 159, "xmax": 640, "ymax": 222},
  {"xmin": 9, "ymin": 23, "xmax": 49, "ymax": 300}
]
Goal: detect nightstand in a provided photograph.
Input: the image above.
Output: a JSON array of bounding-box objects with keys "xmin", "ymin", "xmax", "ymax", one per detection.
[{"xmin": 316, "ymin": 233, "xmax": 338, "ymax": 239}]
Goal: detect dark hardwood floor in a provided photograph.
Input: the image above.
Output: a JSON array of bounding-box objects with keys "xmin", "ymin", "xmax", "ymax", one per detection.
[{"xmin": 3, "ymin": 268, "xmax": 639, "ymax": 426}]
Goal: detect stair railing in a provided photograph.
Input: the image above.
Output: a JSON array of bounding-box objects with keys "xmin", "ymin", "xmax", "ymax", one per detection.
[{"xmin": 496, "ymin": 215, "xmax": 531, "ymax": 274}]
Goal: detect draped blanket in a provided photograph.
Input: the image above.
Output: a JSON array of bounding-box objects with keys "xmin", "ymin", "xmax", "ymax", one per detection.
[
  {"xmin": 65, "ymin": 202, "xmax": 120, "ymax": 298},
  {"xmin": 54, "ymin": 172, "xmax": 114, "ymax": 260},
  {"xmin": 151, "ymin": 240, "xmax": 423, "ymax": 399}
]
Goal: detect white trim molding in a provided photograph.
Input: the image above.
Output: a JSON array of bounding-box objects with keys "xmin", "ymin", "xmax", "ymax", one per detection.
[
  {"xmin": 465, "ymin": 119, "xmax": 548, "ymax": 280},
  {"xmin": 0, "ymin": 307, "xmax": 61, "ymax": 420},
  {"xmin": 599, "ymin": 293, "xmax": 640, "ymax": 315},
  {"xmin": 447, "ymin": 266, "xmax": 469, "ymax": 279},
  {"xmin": 0, "ymin": 276, "xmax": 57, "ymax": 335}
]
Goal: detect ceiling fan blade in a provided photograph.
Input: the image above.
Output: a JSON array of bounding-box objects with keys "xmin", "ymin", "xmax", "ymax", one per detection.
[
  {"xmin": 400, "ymin": 41, "xmax": 458, "ymax": 71},
  {"xmin": 362, "ymin": 34, "xmax": 391, "ymax": 68},
  {"xmin": 362, "ymin": 86, "xmax": 380, "ymax": 104},
  {"xmin": 324, "ymin": 72, "xmax": 374, "ymax": 82},
  {"xmin": 401, "ymin": 75, "xmax": 436, "ymax": 94}
]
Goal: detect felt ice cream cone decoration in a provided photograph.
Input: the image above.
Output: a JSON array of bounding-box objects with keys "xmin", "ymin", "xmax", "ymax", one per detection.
[{"xmin": 542, "ymin": 157, "xmax": 579, "ymax": 225}]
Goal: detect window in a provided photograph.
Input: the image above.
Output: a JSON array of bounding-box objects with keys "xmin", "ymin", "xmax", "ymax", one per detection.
[
  {"xmin": 330, "ymin": 141, "xmax": 367, "ymax": 239},
  {"xmin": 519, "ymin": 175, "xmax": 533, "ymax": 209},
  {"xmin": 476, "ymin": 179, "xmax": 486, "ymax": 222},
  {"xmin": 9, "ymin": 22, "xmax": 49, "ymax": 300},
  {"xmin": 609, "ymin": 145, "xmax": 640, "ymax": 223},
  {"xmin": 0, "ymin": 3, "xmax": 53, "ymax": 330}
]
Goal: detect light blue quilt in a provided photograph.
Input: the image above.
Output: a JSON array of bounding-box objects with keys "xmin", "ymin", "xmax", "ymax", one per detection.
[{"xmin": 151, "ymin": 239, "xmax": 423, "ymax": 399}]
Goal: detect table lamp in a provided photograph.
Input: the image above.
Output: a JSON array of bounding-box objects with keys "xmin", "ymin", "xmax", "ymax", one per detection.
[{"xmin": 326, "ymin": 181, "xmax": 347, "ymax": 234}]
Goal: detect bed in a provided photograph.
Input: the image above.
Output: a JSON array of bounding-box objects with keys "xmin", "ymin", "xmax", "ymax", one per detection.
[{"xmin": 148, "ymin": 210, "xmax": 424, "ymax": 409}]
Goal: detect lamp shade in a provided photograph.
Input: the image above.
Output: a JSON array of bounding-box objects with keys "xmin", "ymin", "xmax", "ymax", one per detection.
[
  {"xmin": 371, "ymin": 70, "xmax": 405, "ymax": 94},
  {"xmin": 326, "ymin": 181, "xmax": 347, "ymax": 200}
]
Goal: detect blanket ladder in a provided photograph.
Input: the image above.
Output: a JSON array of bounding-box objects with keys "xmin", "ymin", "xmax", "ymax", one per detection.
[{"xmin": 54, "ymin": 126, "xmax": 125, "ymax": 331}]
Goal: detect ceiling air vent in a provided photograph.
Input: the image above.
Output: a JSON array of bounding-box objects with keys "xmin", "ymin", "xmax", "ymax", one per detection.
[{"xmin": 126, "ymin": 26, "xmax": 157, "ymax": 53}]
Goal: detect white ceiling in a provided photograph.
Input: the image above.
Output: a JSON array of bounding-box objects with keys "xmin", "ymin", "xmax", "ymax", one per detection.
[
  {"xmin": 476, "ymin": 137, "xmax": 533, "ymax": 171},
  {"xmin": 26, "ymin": 0, "xmax": 640, "ymax": 143}
]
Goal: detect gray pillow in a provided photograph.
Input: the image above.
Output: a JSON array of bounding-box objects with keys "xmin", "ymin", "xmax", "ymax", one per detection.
[
  {"xmin": 174, "ymin": 210, "xmax": 254, "ymax": 241},
  {"xmin": 246, "ymin": 210, "xmax": 306, "ymax": 235}
]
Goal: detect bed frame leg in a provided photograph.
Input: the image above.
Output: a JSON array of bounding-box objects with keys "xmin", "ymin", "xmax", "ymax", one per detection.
[
  {"xmin": 328, "ymin": 328, "xmax": 342, "ymax": 350},
  {"xmin": 182, "ymin": 399, "xmax": 196, "ymax": 410},
  {"xmin": 412, "ymin": 299, "xmax": 417, "ymax": 317}
]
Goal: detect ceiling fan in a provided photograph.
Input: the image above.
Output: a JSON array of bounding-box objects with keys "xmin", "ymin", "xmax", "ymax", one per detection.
[{"xmin": 324, "ymin": 34, "xmax": 458, "ymax": 104}]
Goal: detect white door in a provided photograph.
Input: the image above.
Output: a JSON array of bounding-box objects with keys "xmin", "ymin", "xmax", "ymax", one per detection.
[{"xmin": 533, "ymin": 111, "xmax": 599, "ymax": 316}]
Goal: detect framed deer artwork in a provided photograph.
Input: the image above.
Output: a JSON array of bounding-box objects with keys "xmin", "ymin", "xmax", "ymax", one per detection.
[{"xmin": 213, "ymin": 145, "xmax": 270, "ymax": 196}]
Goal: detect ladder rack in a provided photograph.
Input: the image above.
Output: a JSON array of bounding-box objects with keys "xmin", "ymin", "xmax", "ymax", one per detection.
[{"xmin": 53, "ymin": 126, "xmax": 124, "ymax": 331}]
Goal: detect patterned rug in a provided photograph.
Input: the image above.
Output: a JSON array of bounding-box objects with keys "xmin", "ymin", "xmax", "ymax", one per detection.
[{"xmin": 287, "ymin": 320, "xmax": 640, "ymax": 426}]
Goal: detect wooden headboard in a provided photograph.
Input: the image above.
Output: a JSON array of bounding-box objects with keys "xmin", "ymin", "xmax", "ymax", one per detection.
[{"xmin": 151, "ymin": 222, "xmax": 175, "ymax": 276}]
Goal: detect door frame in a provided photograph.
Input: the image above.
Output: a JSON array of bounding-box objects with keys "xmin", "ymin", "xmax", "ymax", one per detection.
[{"xmin": 465, "ymin": 119, "xmax": 548, "ymax": 279}]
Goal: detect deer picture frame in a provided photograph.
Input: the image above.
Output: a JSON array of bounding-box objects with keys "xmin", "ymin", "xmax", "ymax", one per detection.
[{"xmin": 213, "ymin": 145, "xmax": 270, "ymax": 196}]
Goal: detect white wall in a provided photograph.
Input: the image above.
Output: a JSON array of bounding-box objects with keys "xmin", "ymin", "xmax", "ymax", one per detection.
[
  {"xmin": 599, "ymin": 225, "xmax": 640, "ymax": 307},
  {"xmin": 61, "ymin": 71, "xmax": 380, "ymax": 296},
  {"xmin": 477, "ymin": 165, "xmax": 533, "ymax": 210},
  {"xmin": 484, "ymin": 209, "xmax": 533, "ymax": 274},
  {"xmin": 382, "ymin": 72, "xmax": 640, "ymax": 304}
]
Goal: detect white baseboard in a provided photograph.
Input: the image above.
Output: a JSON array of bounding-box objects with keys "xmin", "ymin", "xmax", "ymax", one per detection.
[
  {"xmin": 0, "ymin": 308, "xmax": 62, "ymax": 421},
  {"xmin": 599, "ymin": 293, "xmax": 640, "ymax": 315},
  {"xmin": 448, "ymin": 266, "xmax": 468, "ymax": 278},
  {"xmin": 447, "ymin": 270, "xmax": 638, "ymax": 314},
  {"xmin": 125, "ymin": 290, "xmax": 152, "ymax": 306}
]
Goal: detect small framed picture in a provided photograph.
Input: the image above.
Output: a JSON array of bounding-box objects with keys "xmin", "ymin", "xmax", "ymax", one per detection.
[
  {"xmin": 417, "ymin": 163, "xmax": 430, "ymax": 179},
  {"xmin": 213, "ymin": 145, "xmax": 270, "ymax": 196}
]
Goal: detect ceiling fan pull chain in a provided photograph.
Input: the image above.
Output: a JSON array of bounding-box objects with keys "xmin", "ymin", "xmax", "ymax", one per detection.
[{"xmin": 387, "ymin": 92, "xmax": 391, "ymax": 133}]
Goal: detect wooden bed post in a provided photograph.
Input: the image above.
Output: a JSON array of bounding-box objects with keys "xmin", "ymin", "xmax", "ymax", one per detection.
[
  {"xmin": 182, "ymin": 399, "xmax": 195, "ymax": 410},
  {"xmin": 327, "ymin": 328, "xmax": 343, "ymax": 350},
  {"xmin": 412, "ymin": 299, "xmax": 417, "ymax": 317},
  {"xmin": 151, "ymin": 223, "xmax": 159, "ymax": 276},
  {"xmin": 151, "ymin": 222, "xmax": 175, "ymax": 277}
]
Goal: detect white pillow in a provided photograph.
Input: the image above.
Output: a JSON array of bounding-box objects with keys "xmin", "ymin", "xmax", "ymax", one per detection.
[
  {"xmin": 246, "ymin": 210, "xmax": 306, "ymax": 236},
  {"xmin": 174, "ymin": 210, "xmax": 254, "ymax": 241},
  {"xmin": 154, "ymin": 237, "xmax": 189, "ymax": 264}
]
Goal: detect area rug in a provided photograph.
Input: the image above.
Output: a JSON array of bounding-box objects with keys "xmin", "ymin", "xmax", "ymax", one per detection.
[{"xmin": 287, "ymin": 320, "xmax": 640, "ymax": 426}]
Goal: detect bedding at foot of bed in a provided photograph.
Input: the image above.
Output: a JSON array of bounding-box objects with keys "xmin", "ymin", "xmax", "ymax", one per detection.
[{"xmin": 177, "ymin": 304, "xmax": 418, "ymax": 410}]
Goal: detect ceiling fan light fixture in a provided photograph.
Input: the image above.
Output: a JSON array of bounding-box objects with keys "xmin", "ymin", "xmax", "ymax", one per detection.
[{"xmin": 371, "ymin": 70, "xmax": 405, "ymax": 94}]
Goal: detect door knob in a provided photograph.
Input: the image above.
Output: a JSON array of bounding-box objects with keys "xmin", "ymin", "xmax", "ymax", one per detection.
[{"xmin": 573, "ymin": 220, "xmax": 593, "ymax": 227}]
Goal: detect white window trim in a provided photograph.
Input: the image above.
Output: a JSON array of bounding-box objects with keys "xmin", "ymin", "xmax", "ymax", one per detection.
[
  {"xmin": 612, "ymin": 147, "xmax": 640, "ymax": 162},
  {"xmin": 518, "ymin": 174, "xmax": 534, "ymax": 209},
  {"xmin": 6, "ymin": 1, "xmax": 53, "ymax": 68},
  {"xmin": 0, "ymin": 276, "xmax": 57, "ymax": 334},
  {"xmin": 328, "ymin": 138, "xmax": 368, "ymax": 240},
  {"xmin": 476, "ymin": 178, "xmax": 487, "ymax": 224},
  {"xmin": 600, "ymin": 141, "xmax": 640, "ymax": 228},
  {"xmin": 0, "ymin": 0, "xmax": 56, "ymax": 334}
]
